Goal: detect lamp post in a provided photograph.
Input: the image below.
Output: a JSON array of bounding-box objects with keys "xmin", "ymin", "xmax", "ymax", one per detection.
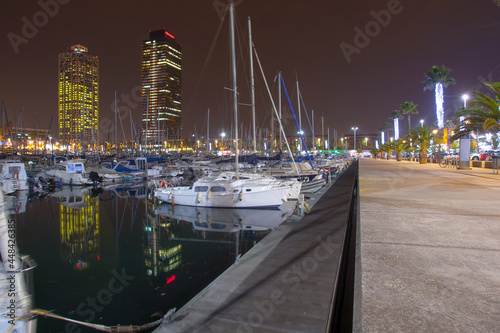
[
  {"xmin": 420, "ymin": 119, "xmax": 424, "ymax": 127},
  {"xmin": 365, "ymin": 137, "xmax": 368, "ymax": 149},
  {"xmin": 351, "ymin": 127, "xmax": 358, "ymax": 150},
  {"xmin": 220, "ymin": 132, "xmax": 226, "ymax": 151},
  {"xmin": 460, "ymin": 94, "xmax": 468, "ymax": 131}
]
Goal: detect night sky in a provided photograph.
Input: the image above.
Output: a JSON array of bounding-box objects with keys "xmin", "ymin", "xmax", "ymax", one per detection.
[{"xmin": 1, "ymin": 0, "xmax": 500, "ymax": 142}]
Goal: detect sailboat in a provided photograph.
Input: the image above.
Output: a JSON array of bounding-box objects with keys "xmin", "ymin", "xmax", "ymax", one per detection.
[{"xmin": 155, "ymin": 2, "xmax": 301, "ymax": 208}]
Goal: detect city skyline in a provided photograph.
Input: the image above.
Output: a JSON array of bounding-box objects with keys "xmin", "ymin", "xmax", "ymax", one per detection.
[{"xmin": 1, "ymin": 0, "xmax": 500, "ymax": 143}]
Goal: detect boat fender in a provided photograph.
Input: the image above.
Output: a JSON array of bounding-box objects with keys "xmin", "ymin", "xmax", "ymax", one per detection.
[
  {"xmin": 196, "ymin": 191, "xmax": 203, "ymax": 203},
  {"xmin": 304, "ymin": 201, "xmax": 312, "ymax": 214},
  {"xmin": 207, "ymin": 189, "xmax": 212, "ymax": 199},
  {"xmin": 238, "ymin": 191, "xmax": 243, "ymax": 201}
]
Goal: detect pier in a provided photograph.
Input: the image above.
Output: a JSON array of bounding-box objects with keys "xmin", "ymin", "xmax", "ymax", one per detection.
[{"xmin": 154, "ymin": 158, "xmax": 500, "ymax": 332}]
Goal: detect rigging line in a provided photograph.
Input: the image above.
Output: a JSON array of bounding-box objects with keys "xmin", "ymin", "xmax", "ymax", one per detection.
[
  {"xmin": 300, "ymin": 93, "xmax": 313, "ymax": 136},
  {"xmin": 466, "ymin": 62, "xmax": 500, "ymax": 92},
  {"xmin": 253, "ymin": 45, "xmax": 297, "ymax": 169},
  {"xmin": 280, "ymin": 75, "xmax": 314, "ymax": 170},
  {"xmin": 185, "ymin": 7, "xmax": 228, "ymax": 113},
  {"xmin": 234, "ymin": 11, "xmax": 251, "ymax": 107}
]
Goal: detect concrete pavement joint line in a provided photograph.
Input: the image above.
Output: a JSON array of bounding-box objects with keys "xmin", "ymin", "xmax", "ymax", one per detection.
[{"xmin": 366, "ymin": 241, "xmax": 500, "ymax": 252}]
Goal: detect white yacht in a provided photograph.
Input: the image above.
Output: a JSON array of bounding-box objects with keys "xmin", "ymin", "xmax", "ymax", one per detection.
[
  {"xmin": 0, "ymin": 160, "xmax": 30, "ymax": 193},
  {"xmin": 43, "ymin": 159, "xmax": 94, "ymax": 185},
  {"xmin": 155, "ymin": 171, "xmax": 301, "ymax": 209}
]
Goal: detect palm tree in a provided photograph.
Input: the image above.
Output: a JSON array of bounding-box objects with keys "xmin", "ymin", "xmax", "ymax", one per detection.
[
  {"xmin": 443, "ymin": 119, "xmax": 455, "ymax": 150},
  {"xmin": 370, "ymin": 147, "xmax": 380, "ymax": 159},
  {"xmin": 454, "ymin": 82, "xmax": 500, "ymax": 149},
  {"xmin": 390, "ymin": 138, "xmax": 407, "ymax": 162},
  {"xmin": 399, "ymin": 101, "xmax": 418, "ymax": 135},
  {"xmin": 383, "ymin": 122, "xmax": 392, "ymax": 142},
  {"xmin": 422, "ymin": 65, "xmax": 456, "ymax": 129},
  {"xmin": 463, "ymin": 82, "xmax": 500, "ymax": 132},
  {"xmin": 389, "ymin": 109, "xmax": 402, "ymax": 140},
  {"xmin": 378, "ymin": 123, "xmax": 390, "ymax": 144},
  {"xmin": 380, "ymin": 142, "xmax": 393, "ymax": 160},
  {"xmin": 409, "ymin": 125, "xmax": 435, "ymax": 164},
  {"xmin": 487, "ymin": 135, "xmax": 499, "ymax": 149}
]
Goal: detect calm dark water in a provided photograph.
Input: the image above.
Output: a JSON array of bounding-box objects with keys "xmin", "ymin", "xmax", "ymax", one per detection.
[{"xmin": 9, "ymin": 184, "xmax": 284, "ymax": 332}]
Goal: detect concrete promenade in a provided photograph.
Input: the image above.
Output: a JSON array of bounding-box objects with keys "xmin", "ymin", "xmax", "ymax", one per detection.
[{"xmin": 356, "ymin": 159, "xmax": 500, "ymax": 332}]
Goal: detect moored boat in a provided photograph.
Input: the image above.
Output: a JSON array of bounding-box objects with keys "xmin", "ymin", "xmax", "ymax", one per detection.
[{"xmin": 154, "ymin": 171, "xmax": 301, "ymax": 209}]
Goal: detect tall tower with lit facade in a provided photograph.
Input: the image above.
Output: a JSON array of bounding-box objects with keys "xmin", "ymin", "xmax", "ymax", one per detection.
[
  {"xmin": 58, "ymin": 44, "xmax": 99, "ymax": 150},
  {"xmin": 141, "ymin": 29, "xmax": 182, "ymax": 147}
]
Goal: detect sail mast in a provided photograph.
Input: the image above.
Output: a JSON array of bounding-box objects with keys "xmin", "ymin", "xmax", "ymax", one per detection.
[
  {"xmin": 248, "ymin": 16, "xmax": 256, "ymax": 153},
  {"xmin": 229, "ymin": 1, "xmax": 239, "ymax": 180},
  {"xmin": 278, "ymin": 71, "xmax": 282, "ymax": 152},
  {"xmin": 207, "ymin": 108, "xmax": 210, "ymax": 154}
]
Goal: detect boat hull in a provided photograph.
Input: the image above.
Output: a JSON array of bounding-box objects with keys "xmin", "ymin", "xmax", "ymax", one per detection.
[{"xmin": 155, "ymin": 177, "xmax": 301, "ymax": 209}]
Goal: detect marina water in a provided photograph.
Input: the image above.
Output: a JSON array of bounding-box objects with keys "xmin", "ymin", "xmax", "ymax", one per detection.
[{"xmin": 10, "ymin": 184, "xmax": 290, "ymax": 332}]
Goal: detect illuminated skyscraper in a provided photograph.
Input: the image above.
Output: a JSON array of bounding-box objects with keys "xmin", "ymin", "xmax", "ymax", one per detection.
[
  {"xmin": 141, "ymin": 29, "xmax": 182, "ymax": 146},
  {"xmin": 58, "ymin": 44, "xmax": 99, "ymax": 149}
]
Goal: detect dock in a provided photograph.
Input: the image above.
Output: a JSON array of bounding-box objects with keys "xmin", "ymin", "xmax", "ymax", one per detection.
[{"xmin": 155, "ymin": 158, "xmax": 500, "ymax": 332}]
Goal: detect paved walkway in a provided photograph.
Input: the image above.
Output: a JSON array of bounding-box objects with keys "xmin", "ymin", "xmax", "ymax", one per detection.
[{"xmin": 356, "ymin": 159, "xmax": 500, "ymax": 332}]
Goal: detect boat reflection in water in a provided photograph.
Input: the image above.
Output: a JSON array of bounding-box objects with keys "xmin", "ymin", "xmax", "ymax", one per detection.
[
  {"xmin": 155, "ymin": 202, "xmax": 295, "ymax": 233},
  {"xmin": 6, "ymin": 181, "xmax": 292, "ymax": 332}
]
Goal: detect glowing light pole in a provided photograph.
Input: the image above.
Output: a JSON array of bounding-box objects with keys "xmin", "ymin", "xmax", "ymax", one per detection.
[
  {"xmin": 459, "ymin": 94, "xmax": 471, "ymax": 169},
  {"xmin": 420, "ymin": 119, "xmax": 424, "ymax": 127},
  {"xmin": 460, "ymin": 94, "xmax": 468, "ymax": 131},
  {"xmin": 220, "ymin": 132, "xmax": 226, "ymax": 151},
  {"xmin": 436, "ymin": 83, "xmax": 444, "ymax": 129},
  {"xmin": 351, "ymin": 127, "xmax": 358, "ymax": 150}
]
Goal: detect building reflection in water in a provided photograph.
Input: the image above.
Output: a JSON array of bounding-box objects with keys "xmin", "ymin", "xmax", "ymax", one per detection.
[
  {"xmin": 54, "ymin": 187, "xmax": 100, "ymax": 270},
  {"xmin": 144, "ymin": 198, "xmax": 182, "ymax": 277}
]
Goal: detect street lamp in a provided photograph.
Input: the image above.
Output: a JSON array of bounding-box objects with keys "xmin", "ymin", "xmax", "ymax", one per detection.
[
  {"xmin": 462, "ymin": 94, "xmax": 469, "ymax": 108},
  {"xmin": 220, "ymin": 132, "xmax": 226, "ymax": 150},
  {"xmin": 365, "ymin": 137, "xmax": 368, "ymax": 149},
  {"xmin": 420, "ymin": 119, "xmax": 424, "ymax": 127},
  {"xmin": 351, "ymin": 127, "xmax": 358, "ymax": 150},
  {"xmin": 459, "ymin": 93, "xmax": 471, "ymax": 169},
  {"xmin": 460, "ymin": 94, "xmax": 469, "ymax": 131}
]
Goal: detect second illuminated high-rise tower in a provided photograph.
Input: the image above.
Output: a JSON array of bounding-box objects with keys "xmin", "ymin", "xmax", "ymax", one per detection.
[{"xmin": 141, "ymin": 29, "xmax": 182, "ymax": 147}]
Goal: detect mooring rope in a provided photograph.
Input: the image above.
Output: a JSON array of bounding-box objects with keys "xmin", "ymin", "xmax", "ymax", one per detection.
[{"xmin": 31, "ymin": 307, "xmax": 176, "ymax": 332}]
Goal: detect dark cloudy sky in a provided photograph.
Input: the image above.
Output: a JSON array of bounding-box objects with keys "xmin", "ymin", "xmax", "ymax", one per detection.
[{"xmin": 1, "ymin": 0, "xmax": 499, "ymax": 142}]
